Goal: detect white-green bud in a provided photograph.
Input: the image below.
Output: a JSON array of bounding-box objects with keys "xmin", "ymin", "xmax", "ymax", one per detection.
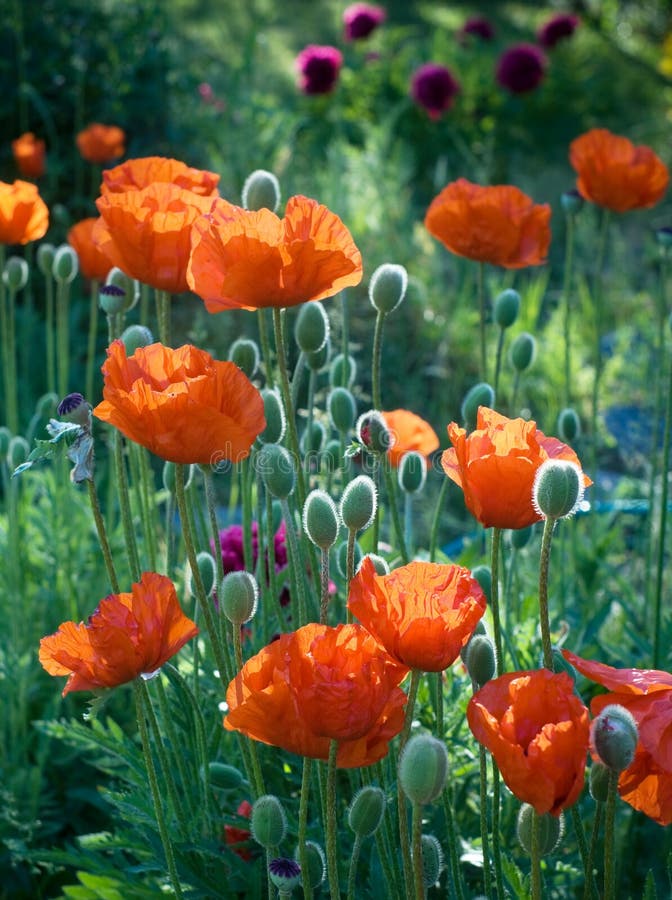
[
  {"xmin": 461, "ymin": 383, "xmax": 495, "ymax": 431},
  {"xmin": 399, "ymin": 734, "xmax": 448, "ymax": 805},
  {"xmin": 347, "ymin": 786, "xmax": 386, "ymax": 838},
  {"xmin": 368, "ymin": 263, "xmax": 408, "ymax": 314},
  {"xmin": 510, "ymin": 332, "xmax": 536, "ymax": 372},
  {"xmin": 592, "ymin": 704, "xmax": 638, "ymax": 772},
  {"xmin": 242, "ymin": 169, "xmax": 281, "ymax": 212},
  {"xmin": 329, "ymin": 353, "xmax": 357, "ymax": 388},
  {"xmin": 517, "ymin": 804, "xmax": 564, "ymax": 856},
  {"xmin": 295, "ymin": 301, "xmax": 329, "ymax": 354},
  {"xmin": 52, "ymin": 245, "xmax": 78, "ymax": 284},
  {"xmin": 357, "ymin": 553, "xmax": 389, "ymax": 576},
  {"xmin": 259, "ymin": 443, "xmax": 296, "ymax": 499},
  {"xmin": 303, "ymin": 489, "xmax": 340, "ymax": 550},
  {"xmin": 250, "ymin": 795, "xmax": 287, "ymax": 849},
  {"xmin": 36, "ymin": 243, "xmax": 55, "ymax": 277},
  {"xmin": 106, "ymin": 267, "xmax": 139, "ymax": 310},
  {"xmin": 228, "ymin": 337, "xmax": 260, "ymax": 379},
  {"xmin": 189, "ymin": 551, "xmax": 217, "ymax": 598},
  {"xmin": 219, "ymin": 570, "xmax": 259, "ymax": 625},
  {"xmin": 532, "ymin": 459, "xmax": 584, "ymax": 520},
  {"xmin": 493, "ymin": 289, "xmax": 521, "ymax": 328},
  {"xmin": 328, "ymin": 387, "xmax": 357, "ymax": 434},
  {"xmin": 339, "ymin": 475, "xmax": 377, "ymax": 532},
  {"xmin": 258, "ymin": 388, "xmax": 286, "ymax": 445},
  {"xmin": 121, "ymin": 324, "xmax": 154, "ymax": 355},
  {"xmin": 3, "ymin": 256, "xmax": 29, "ymax": 292},
  {"xmin": 398, "ymin": 451, "xmax": 426, "ymax": 493},
  {"xmin": 418, "ymin": 834, "xmax": 444, "ymax": 889}
]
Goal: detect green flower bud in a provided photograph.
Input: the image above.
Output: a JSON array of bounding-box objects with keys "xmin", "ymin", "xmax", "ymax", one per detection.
[
  {"xmin": 251, "ymin": 795, "xmax": 287, "ymax": 849},
  {"xmin": 357, "ymin": 410, "xmax": 392, "ymax": 454},
  {"xmin": 516, "ymin": 804, "xmax": 564, "ymax": 856},
  {"xmin": 188, "ymin": 551, "xmax": 216, "ymax": 598},
  {"xmin": 228, "ymin": 337, "xmax": 260, "ymax": 379},
  {"xmin": 592, "ymin": 704, "xmax": 638, "ymax": 772},
  {"xmin": 208, "ymin": 761, "xmax": 244, "ymax": 790},
  {"xmin": 303, "ymin": 489, "xmax": 340, "ymax": 550},
  {"xmin": 532, "ymin": 459, "xmax": 584, "ymax": 519},
  {"xmin": 36, "ymin": 243, "xmax": 55, "ymax": 277},
  {"xmin": 300, "ymin": 420, "xmax": 326, "ymax": 455},
  {"xmin": 561, "ymin": 189, "xmax": 584, "ymax": 216},
  {"xmin": 347, "ymin": 786, "xmax": 385, "ymax": 839},
  {"xmin": 368, "ymin": 263, "xmax": 408, "ymax": 314},
  {"xmin": 493, "ymin": 289, "xmax": 520, "ymax": 329},
  {"xmin": 268, "ymin": 858, "xmax": 301, "ymax": 893},
  {"xmin": 398, "ymin": 450, "xmax": 426, "ymax": 493},
  {"xmin": 321, "ymin": 438, "xmax": 342, "ymax": 474},
  {"xmin": 99, "ymin": 284, "xmax": 127, "ymax": 315},
  {"xmin": 295, "ymin": 301, "xmax": 329, "ymax": 354},
  {"xmin": 510, "ymin": 332, "xmax": 536, "ymax": 372},
  {"xmin": 399, "ymin": 734, "xmax": 449, "ymax": 805},
  {"xmin": 329, "ymin": 352, "xmax": 356, "ymax": 388},
  {"xmin": 57, "ymin": 392, "xmax": 91, "ymax": 427},
  {"xmin": 0, "ymin": 427, "xmax": 11, "ymax": 457},
  {"xmin": 419, "ymin": 834, "xmax": 444, "ymax": 889},
  {"xmin": 259, "ymin": 443, "xmax": 296, "ymax": 499},
  {"xmin": 589, "ymin": 762, "xmax": 610, "ymax": 802},
  {"xmin": 8, "ymin": 435, "xmax": 30, "ymax": 468},
  {"xmin": 461, "ymin": 383, "xmax": 495, "ymax": 432},
  {"xmin": 557, "ymin": 407, "xmax": 581, "ymax": 443},
  {"xmin": 339, "ymin": 475, "xmax": 377, "ymax": 532},
  {"xmin": 242, "ymin": 169, "xmax": 281, "ymax": 213},
  {"xmin": 463, "ymin": 634, "xmax": 496, "ymax": 686},
  {"xmin": 162, "ymin": 461, "xmax": 194, "ymax": 494},
  {"xmin": 106, "ymin": 267, "xmax": 139, "ymax": 310},
  {"xmin": 336, "ymin": 539, "xmax": 362, "ymax": 578},
  {"xmin": 470, "ymin": 565, "xmax": 491, "ymax": 603},
  {"xmin": 305, "ymin": 337, "xmax": 331, "ymax": 372},
  {"xmin": 294, "ymin": 841, "xmax": 326, "ymax": 890},
  {"xmin": 3, "ymin": 256, "xmax": 29, "ymax": 292},
  {"xmin": 258, "ymin": 388, "xmax": 286, "ymax": 445},
  {"xmin": 220, "ymin": 570, "xmax": 259, "ymax": 625},
  {"xmin": 328, "ymin": 387, "xmax": 357, "ymax": 434},
  {"xmin": 52, "ymin": 245, "xmax": 78, "ymax": 284},
  {"xmin": 510, "ymin": 525, "xmax": 533, "ymax": 549},
  {"xmin": 357, "ymin": 553, "xmax": 389, "ymax": 576},
  {"xmin": 121, "ymin": 324, "xmax": 154, "ymax": 355}
]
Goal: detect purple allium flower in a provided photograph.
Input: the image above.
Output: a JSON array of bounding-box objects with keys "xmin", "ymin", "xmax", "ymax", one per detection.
[
  {"xmin": 343, "ymin": 3, "xmax": 386, "ymax": 41},
  {"xmin": 537, "ymin": 13, "xmax": 580, "ymax": 49},
  {"xmin": 410, "ymin": 63, "xmax": 460, "ymax": 119},
  {"xmin": 496, "ymin": 43, "xmax": 548, "ymax": 94},
  {"xmin": 460, "ymin": 15, "xmax": 495, "ymax": 42},
  {"xmin": 213, "ymin": 521, "xmax": 288, "ymax": 576},
  {"xmin": 295, "ymin": 45, "xmax": 343, "ymax": 95}
]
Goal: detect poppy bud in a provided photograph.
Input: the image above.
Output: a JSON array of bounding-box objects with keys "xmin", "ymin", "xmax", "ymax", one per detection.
[
  {"xmin": 561, "ymin": 189, "xmax": 584, "ymax": 216},
  {"xmin": 321, "ymin": 438, "xmax": 342, "ymax": 474},
  {"xmin": 294, "ymin": 841, "xmax": 326, "ymax": 889},
  {"xmin": 533, "ymin": 459, "xmax": 584, "ymax": 520},
  {"xmin": 208, "ymin": 761, "xmax": 244, "ymax": 790},
  {"xmin": 399, "ymin": 734, "xmax": 449, "ymax": 805},
  {"xmin": 368, "ymin": 263, "xmax": 408, "ymax": 314},
  {"xmin": 36, "ymin": 392, "xmax": 58, "ymax": 417},
  {"xmin": 655, "ymin": 226, "xmax": 672, "ymax": 249},
  {"xmin": 329, "ymin": 352, "xmax": 357, "ymax": 388},
  {"xmin": 461, "ymin": 383, "xmax": 495, "ymax": 431},
  {"xmin": 494, "ymin": 289, "xmax": 521, "ymax": 329},
  {"xmin": 339, "ymin": 475, "xmax": 377, "ymax": 532},
  {"xmin": 162, "ymin": 461, "xmax": 194, "ymax": 494},
  {"xmin": 557, "ymin": 407, "xmax": 581, "ymax": 443},
  {"xmin": 464, "ymin": 634, "xmax": 496, "ymax": 686},
  {"xmin": 258, "ymin": 389, "xmax": 286, "ymax": 445},
  {"xmin": 251, "ymin": 795, "xmax": 287, "ymax": 849},
  {"xmin": 99, "ymin": 284, "xmax": 127, "ymax": 315},
  {"xmin": 336, "ymin": 539, "xmax": 362, "ymax": 577},
  {"xmin": 7, "ymin": 435, "xmax": 29, "ymax": 468},
  {"xmin": 589, "ymin": 762, "xmax": 610, "ymax": 802},
  {"xmin": 52, "ymin": 245, "xmax": 78, "ymax": 284},
  {"xmin": 295, "ymin": 301, "xmax": 330, "ymax": 354},
  {"xmin": 121, "ymin": 324, "xmax": 154, "ymax": 355},
  {"xmin": 347, "ymin": 785, "xmax": 385, "ymax": 838},
  {"xmin": 3, "ymin": 256, "xmax": 29, "ymax": 292},
  {"xmin": 516, "ymin": 804, "xmax": 564, "ymax": 856},
  {"xmin": 242, "ymin": 169, "xmax": 281, "ymax": 213},
  {"xmin": 470, "ymin": 565, "xmax": 491, "ymax": 603},
  {"xmin": 268, "ymin": 857, "xmax": 301, "ymax": 893},
  {"xmin": 189, "ymin": 551, "xmax": 216, "ymax": 598},
  {"xmin": 36, "ymin": 243, "xmax": 55, "ymax": 277},
  {"xmin": 592, "ymin": 704, "xmax": 638, "ymax": 772},
  {"xmin": 57, "ymin": 392, "xmax": 91, "ymax": 427},
  {"xmin": 303, "ymin": 489, "xmax": 340, "ymax": 550},
  {"xmin": 259, "ymin": 444, "xmax": 296, "ymax": 499},
  {"xmin": 220, "ymin": 570, "xmax": 259, "ymax": 625},
  {"xmin": 510, "ymin": 525, "xmax": 533, "ymax": 549},
  {"xmin": 228, "ymin": 337, "xmax": 260, "ymax": 379},
  {"xmin": 418, "ymin": 834, "xmax": 444, "ymax": 889},
  {"xmin": 106, "ymin": 267, "xmax": 139, "ymax": 310},
  {"xmin": 510, "ymin": 332, "xmax": 536, "ymax": 372},
  {"xmin": 328, "ymin": 387, "xmax": 357, "ymax": 433},
  {"xmin": 547, "ymin": 647, "xmax": 577, "ymax": 682},
  {"xmin": 300, "ymin": 420, "xmax": 326, "ymax": 455},
  {"xmin": 357, "ymin": 552, "xmax": 389, "ymax": 575},
  {"xmin": 305, "ymin": 337, "xmax": 331, "ymax": 372},
  {"xmin": 398, "ymin": 450, "xmax": 426, "ymax": 493},
  {"xmin": 356, "ymin": 410, "xmax": 392, "ymax": 454}
]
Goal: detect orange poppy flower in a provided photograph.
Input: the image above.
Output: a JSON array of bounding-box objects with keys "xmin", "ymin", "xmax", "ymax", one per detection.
[
  {"xmin": 381, "ymin": 409, "xmax": 440, "ymax": 468},
  {"xmin": 569, "ymin": 128, "xmax": 669, "ymax": 213},
  {"xmin": 101, "ymin": 155, "xmax": 220, "ymax": 197},
  {"xmin": 467, "ymin": 669, "xmax": 589, "ymax": 816},
  {"xmin": 563, "ymin": 650, "xmax": 672, "ymax": 826},
  {"xmin": 224, "ymin": 622, "xmax": 409, "ymax": 768},
  {"xmin": 0, "ymin": 179, "xmax": 49, "ymax": 245},
  {"xmin": 93, "ymin": 183, "xmax": 216, "ymax": 293},
  {"xmin": 441, "ymin": 406, "xmax": 590, "ymax": 529},
  {"xmin": 67, "ymin": 217, "xmax": 113, "ymax": 281},
  {"xmin": 93, "ymin": 340, "xmax": 266, "ymax": 465},
  {"xmin": 187, "ymin": 195, "xmax": 363, "ymax": 312},
  {"xmin": 347, "ymin": 556, "xmax": 486, "ymax": 671},
  {"xmin": 76, "ymin": 123, "xmax": 126, "ymax": 164},
  {"xmin": 39, "ymin": 572, "xmax": 198, "ymax": 696},
  {"xmin": 12, "ymin": 132, "xmax": 46, "ymax": 179},
  {"xmin": 424, "ymin": 178, "xmax": 551, "ymax": 269}
]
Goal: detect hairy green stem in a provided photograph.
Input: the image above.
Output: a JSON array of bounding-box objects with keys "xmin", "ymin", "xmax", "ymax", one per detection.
[
  {"xmin": 652, "ymin": 316, "xmax": 672, "ymax": 668},
  {"xmin": 429, "ymin": 478, "xmax": 449, "ymax": 563},
  {"xmin": 562, "ymin": 212, "xmax": 577, "ymax": 406},
  {"xmin": 397, "ymin": 670, "xmax": 421, "ymax": 899},
  {"xmin": 272, "ymin": 307, "xmax": 306, "ymax": 506},
  {"xmin": 298, "ymin": 757, "xmax": 314, "ymax": 900},
  {"xmin": 85, "ymin": 278, "xmax": 99, "ymax": 404},
  {"xmin": 490, "ymin": 527, "xmax": 504, "ymax": 674},
  {"xmin": 371, "ymin": 309, "xmax": 386, "ymax": 411},
  {"xmin": 538, "ymin": 516, "xmax": 556, "ymax": 669},
  {"xmin": 325, "ymin": 739, "xmax": 340, "ymax": 900},
  {"xmin": 530, "ymin": 810, "xmax": 542, "ymax": 900},
  {"xmin": 86, "ymin": 476, "xmax": 120, "ymax": 592},
  {"xmin": 604, "ymin": 769, "xmax": 618, "ymax": 900}
]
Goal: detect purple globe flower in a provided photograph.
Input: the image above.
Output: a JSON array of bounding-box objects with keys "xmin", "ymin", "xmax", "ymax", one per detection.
[
  {"xmin": 496, "ymin": 43, "xmax": 548, "ymax": 94},
  {"xmin": 296, "ymin": 45, "xmax": 343, "ymax": 95},
  {"xmin": 410, "ymin": 63, "xmax": 460, "ymax": 119},
  {"xmin": 344, "ymin": 3, "xmax": 386, "ymax": 41},
  {"xmin": 537, "ymin": 13, "xmax": 580, "ymax": 49},
  {"xmin": 214, "ymin": 521, "xmax": 288, "ymax": 576},
  {"xmin": 460, "ymin": 15, "xmax": 495, "ymax": 42}
]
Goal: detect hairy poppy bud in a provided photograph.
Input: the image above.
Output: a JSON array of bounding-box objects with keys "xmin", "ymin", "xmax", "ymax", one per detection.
[
  {"xmin": 208, "ymin": 761, "xmax": 244, "ymax": 790},
  {"xmin": 470, "ymin": 565, "xmax": 491, "ymax": 603},
  {"xmin": 348, "ymin": 786, "xmax": 385, "ymax": 838},
  {"xmin": 461, "ymin": 383, "xmax": 495, "ymax": 431},
  {"xmin": 419, "ymin": 834, "xmax": 444, "ymax": 889},
  {"xmin": 251, "ymin": 795, "xmax": 287, "ymax": 849},
  {"xmin": 357, "ymin": 553, "xmax": 389, "ymax": 576},
  {"xmin": 228, "ymin": 337, "xmax": 260, "ymax": 379},
  {"xmin": 3, "ymin": 256, "xmax": 29, "ymax": 292},
  {"xmin": 464, "ymin": 634, "xmax": 496, "ymax": 686},
  {"xmin": 589, "ymin": 762, "xmax": 610, "ymax": 802},
  {"xmin": 533, "ymin": 459, "xmax": 584, "ymax": 520},
  {"xmin": 357, "ymin": 410, "xmax": 392, "ymax": 454},
  {"xmin": 399, "ymin": 734, "xmax": 448, "ymax": 805},
  {"xmin": 259, "ymin": 444, "xmax": 296, "ymax": 499},
  {"xmin": 300, "ymin": 420, "xmax": 326, "ymax": 455},
  {"xmin": 220, "ymin": 570, "xmax": 259, "ymax": 625},
  {"xmin": 121, "ymin": 324, "xmax": 154, "ymax": 355},
  {"xmin": 242, "ymin": 169, "xmax": 281, "ymax": 213},
  {"xmin": 557, "ymin": 407, "xmax": 581, "ymax": 443},
  {"xmin": 188, "ymin": 551, "xmax": 216, "ymax": 598},
  {"xmin": 340, "ymin": 475, "xmax": 377, "ymax": 532},
  {"xmin": 7, "ymin": 435, "xmax": 30, "ymax": 468},
  {"xmin": 36, "ymin": 243, "xmax": 55, "ymax": 277},
  {"xmin": 321, "ymin": 438, "xmax": 342, "ymax": 474},
  {"xmin": 369, "ymin": 263, "xmax": 408, "ymax": 314},
  {"xmin": 336, "ymin": 539, "xmax": 362, "ymax": 577},
  {"xmin": 306, "ymin": 337, "xmax": 331, "ymax": 372},
  {"xmin": 258, "ymin": 389, "xmax": 286, "ymax": 445},
  {"xmin": 303, "ymin": 489, "xmax": 340, "ymax": 550},
  {"xmin": 398, "ymin": 450, "xmax": 426, "ymax": 493},
  {"xmin": 510, "ymin": 332, "xmax": 536, "ymax": 372},
  {"xmin": 510, "ymin": 525, "xmax": 533, "ymax": 549},
  {"xmin": 52, "ymin": 245, "xmax": 78, "ymax": 284},
  {"xmin": 561, "ymin": 189, "xmax": 584, "ymax": 216},
  {"xmin": 494, "ymin": 289, "xmax": 521, "ymax": 329},
  {"xmin": 269, "ymin": 858, "xmax": 301, "ymax": 892},
  {"xmin": 328, "ymin": 387, "xmax": 357, "ymax": 434},
  {"xmin": 295, "ymin": 301, "xmax": 330, "ymax": 354},
  {"xmin": 294, "ymin": 841, "xmax": 326, "ymax": 890},
  {"xmin": 329, "ymin": 352, "xmax": 357, "ymax": 388},
  {"xmin": 516, "ymin": 804, "xmax": 564, "ymax": 856},
  {"xmin": 106, "ymin": 267, "xmax": 139, "ymax": 310},
  {"xmin": 592, "ymin": 704, "xmax": 638, "ymax": 772}
]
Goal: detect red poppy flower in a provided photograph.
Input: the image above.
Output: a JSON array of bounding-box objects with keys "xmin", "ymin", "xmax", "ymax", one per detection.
[
  {"xmin": 187, "ymin": 195, "xmax": 363, "ymax": 312},
  {"xmin": 12, "ymin": 132, "xmax": 46, "ymax": 179},
  {"xmin": 0, "ymin": 180, "xmax": 49, "ymax": 245},
  {"xmin": 76, "ymin": 123, "xmax": 126, "ymax": 164},
  {"xmin": 467, "ymin": 669, "xmax": 590, "ymax": 815},
  {"xmin": 39, "ymin": 572, "xmax": 198, "ymax": 696},
  {"xmin": 101, "ymin": 156, "xmax": 220, "ymax": 197},
  {"xmin": 224, "ymin": 622, "xmax": 409, "ymax": 768},
  {"xmin": 425, "ymin": 178, "xmax": 551, "ymax": 269},
  {"xmin": 381, "ymin": 409, "xmax": 440, "ymax": 468},
  {"xmin": 224, "ymin": 799, "xmax": 253, "ymax": 861},
  {"xmin": 67, "ymin": 217, "xmax": 113, "ymax": 281},
  {"xmin": 563, "ymin": 650, "xmax": 672, "ymax": 825},
  {"xmin": 348, "ymin": 557, "xmax": 486, "ymax": 671},
  {"xmin": 441, "ymin": 406, "xmax": 590, "ymax": 529},
  {"xmin": 93, "ymin": 340, "xmax": 266, "ymax": 465},
  {"xmin": 94, "ymin": 183, "xmax": 216, "ymax": 293},
  {"xmin": 569, "ymin": 129, "xmax": 669, "ymax": 213}
]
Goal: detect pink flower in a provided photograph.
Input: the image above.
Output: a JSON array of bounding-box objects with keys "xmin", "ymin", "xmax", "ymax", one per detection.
[
  {"xmin": 460, "ymin": 16, "xmax": 495, "ymax": 42},
  {"xmin": 296, "ymin": 45, "xmax": 343, "ymax": 95},
  {"xmin": 537, "ymin": 14, "xmax": 580, "ymax": 49},
  {"xmin": 496, "ymin": 43, "xmax": 548, "ymax": 94},
  {"xmin": 411, "ymin": 63, "xmax": 460, "ymax": 119},
  {"xmin": 343, "ymin": 3, "xmax": 386, "ymax": 41}
]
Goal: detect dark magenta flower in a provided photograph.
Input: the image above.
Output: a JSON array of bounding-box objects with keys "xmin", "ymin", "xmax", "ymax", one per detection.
[
  {"xmin": 537, "ymin": 14, "xmax": 580, "ymax": 49},
  {"xmin": 460, "ymin": 15, "xmax": 495, "ymax": 42},
  {"xmin": 344, "ymin": 3, "xmax": 386, "ymax": 41},
  {"xmin": 410, "ymin": 63, "xmax": 460, "ymax": 119},
  {"xmin": 296, "ymin": 45, "xmax": 343, "ymax": 94},
  {"xmin": 496, "ymin": 43, "xmax": 547, "ymax": 94},
  {"xmin": 214, "ymin": 521, "xmax": 288, "ymax": 576}
]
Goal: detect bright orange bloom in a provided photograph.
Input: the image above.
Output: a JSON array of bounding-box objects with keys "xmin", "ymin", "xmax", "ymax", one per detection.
[
  {"xmin": 0, "ymin": 180, "xmax": 49, "ymax": 245},
  {"xmin": 94, "ymin": 183, "xmax": 216, "ymax": 293},
  {"xmin": 564, "ymin": 650, "xmax": 672, "ymax": 825},
  {"xmin": 101, "ymin": 156, "xmax": 220, "ymax": 197},
  {"xmin": 224, "ymin": 622, "xmax": 409, "ymax": 768},
  {"xmin": 187, "ymin": 195, "xmax": 363, "ymax": 312},
  {"xmin": 382, "ymin": 409, "xmax": 440, "ymax": 468},
  {"xmin": 441, "ymin": 406, "xmax": 590, "ymax": 529},
  {"xmin": 93, "ymin": 340, "xmax": 265, "ymax": 465},
  {"xmin": 76, "ymin": 123, "xmax": 126, "ymax": 164},
  {"xmin": 67, "ymin": 217, "xmax": 113, "ymax": 281},
  {"xmin": 569, "ymin": 128, "xmax": 669, "ymax": 213},
  {"xmin": 468, "ymin": 669, "xmax": 589, "ymax": 816},
  {"xmin": 12, "ymin": 132, "xmax": 46, "ymax": 179},
  {"xmin": 424, "ymin": 178, "xmax": 551, "ymax": 268},
  {"xmin": 39, "ymin": 572, "xmax": 198, "ymax": 696},
  {"xmin": 348, "ymin": 556, "xmax": 486, "ymax": 671}
]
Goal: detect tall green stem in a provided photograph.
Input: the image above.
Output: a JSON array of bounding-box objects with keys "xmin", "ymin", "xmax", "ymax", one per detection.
[
  {"xmin": 589, "ymin": 210, "xmax": 611, "ymax": 501},
  {"xmin": 410, "ymin": 802, "xmax": 424, "ymax": 900},
  {"xmin": 603, "ymin": 769, "xmax": 618, "ymax": 900},
  {"xmin": 477, "ymin": 742, "xmax": 493, "ymax": 898},
  {"xmin": 652, "ymin": 317, "xmax": 672, "ymax": 668},
  {"xmin": 477, "ymin": 262, "xmax": 487, "ymax": 383},
  {"xmin": 538, "ymin": 516, "xmax": 556, "ymax": 669},
  {"xmin": 113, "ymin": 432, "xmax": 141, "ymax": 581},
  {"xmin": 429, "ymin": 478, "xmax": 449, "ymax": 562},
  {"xmin": 272, "ymin": 307, "xmax": 306, "ymax": 506},
  {"xmin": 155, "ymin": 289, "xmax": 171, "ymax": 346},
  {"xmin": 325, "ymin": 739, "xmax": 340, "ymax": 900},
  {"xmin": 371, "ymin": 309, "xmax": 386, "ymax": 411},
  {"xmin": 257, "ymin": 308, "xmax": 274, "ymax": 387},
  {"xmin": 562, "ymin": 212, "xmax": 577, "ymax": 406},
  {"xmin": 86, "ymin": 477, "xmax": 120, "ymax": 592},
  {"xmin": 490, "ymin": 528, "xmax": 504, "ymax": 674},
  {"xmin": 298, "ymin": 757, "xmax": 314, "ymax": 900},
  {"xmin": 530, "ymin": 810, "xmax": 542, "ymax": 900},
  {"xmin": 85, "ymin": 278, "xmax": 99, "ymax": 403},
  {"xmin": 397, "ymin": 670, "xmax": 421, "ymax": 899}
]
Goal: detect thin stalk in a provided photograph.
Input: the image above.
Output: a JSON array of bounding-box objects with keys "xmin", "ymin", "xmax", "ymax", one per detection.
[
  {"xmin": 257, "ymin": 308, "xmax": 274, "ymax": 386},
  {"xmin": 371, "ymin": 309, "xmax": 386, "ymax": 411},
  {"xmin": 530, "ymin": 810, "xmax": 542, "ymax": 900},
  {"xmin": 280, "ymin": 498, "xmax": 308, "ymax": 626},
  {"xmin": 397, "ymin": 670, "xmax": 421, "ymax": 899},
  {"xmin": 477, "ymin": 743, "xmax": 493, "ymax": 898},
  {"xmin": 56, "ymin": 278, "xmax": 71, "ymax": 400},
  {"xmin": 85, "ymin": 278, "xmax": 99, "ymax": 403},
  {"xmin": 652, "ymin": 319, "xmax": 672, "ymax": 668},
  {"xmin": 44, "ymin": 265, "xmax": 55, "ymax": 396},
  {"xmin": 0, "ymin": 252, "xmax": 19, "ymax": 433},
  {"xmin": 298, "ymin": 757, "xmax": 314, "ymax": 900},
  {"xmin": 429, "ymin": 478, "xmax": 449, "ymax": 562},
  {"xmin": 113, "ymin": 432, "xmax": 141, "ymax": 582},
  {"xmin": 583, "ymin": 802, "xmax": 603, "ymax": 900},
  {"xmin": 341, "ymin": 292, "xmax": 349, "ymax": 387},
  {"xmin": 477, "ymin": 262, "xmax": 487, "ymax": 382},
  {"xmin": 272, "ymin": 307, "xmax": 306, "ymax": 505},
  {"xmin": 154, "ymin": 676, "xmax": 194, "ymax": 819},
  {"xmin": 155, "ymin": 289, "xmax": 171, "ymax": 346},
  {"xmin": 265, "ymin": 487, "xmax": 287, "ymax": 630},
  {"xmin": 319, "ymin": 547, "xmax": 330, "ymax": 624},
  {"xmin": 491, "ymin": 757, "xmax": 505, "ymax": 900},
  {"xmin": 441, "ymin": 789, "xmax": 465, "ymax": 900},
  {"xmin": 203, "ymin": 466, "xmax": 225, "ymax": 588},
  {"xmin": 325, "ymin": 739, "xmax": 340, "ymax": 900},
  {"xmin": 86, "ymin": 477, "xmax": 120, "ymax": 592},
  {"xmin": 290, "ymin": 350, "xmax": 306, "ymax": 411},
  {"xmin": 562, "ymin": 212, "xmax": 577, "ymax": 406},
  {"xmin": 604, "ymin": 769, "xmax": 618, "ymax": 900},
  {"xmin": 382, "ymin": 462, "xmax": 409, "ymax": 563},
  {"xmin": 346, "ymin": 835, "xmax": 363, "ymax": 900},
  {"xmin": 589, "ymin": 210, "xmax": 611, "ymax": 501},
  {"xmin": 411, "ymin": 802, "xmax": 424, "ymax": 900},
  {"xmin": 490, "ymin": 528, "xmax": 504, "ymax": 674},
  {"xmin": 538, "ymin": 516, "xmax": 556, "ymax": 669},
  {"xmin": 493, "ymin": 327, "xmax": 505, "ymax": 401}
]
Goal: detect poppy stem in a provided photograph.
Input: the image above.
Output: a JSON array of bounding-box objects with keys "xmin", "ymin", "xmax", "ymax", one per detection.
[
  {"xmin": 155, "ymin": 289, "xmax": 171, "ymax": 346},
  {"xmin": 562, "ymin": 210, "xmax": 577, "ymax": 407},
  {"xmin": 652, "ymin": 311, "xmax": 672, "ymax": 668},
  {"xmin": 603, "ymin": 768, "xmax": 618, "ymax": 900},
  {"xmin": 0, "ymin": 253, "xmax": 19, "ymax": 433},
  {"xmin": 280, "ymin": 497, "xmax": 309, "ymax": 626},
  {"xmin": 489, "ymin": 527, "xmax": 504, "ymax": 674},
  {"xmin": 257, "ymin": 308, "xmax": 275, "ymax": 387},
  {"xmin": 113, "ymin": 431, "xmax": 141, "ymax": 582},
  {"xmin": 383, "ymin": 461, "xmax": 409, "ymax": 564},
  {"xmin": 346, "ymin": 834, "xmax": 362, "ymax": 900},
  {"xmin": 477, "ymin": 262, "xmax": 487, "ymax": 383},
  {"xmin": 319, "ymin": 547, "xmax": 330, "ymax": 624},
  {"xmin": 298, "ymin": 756, "xmax": 314, "ymax": 900},
  {"xmin": 56, "ymin": 278, "xmax": 71, "ymax": 402},
  {"xmin": 493, "ymin": 326, "xmax": 505, "ymax": 401},
  {"xmin": 84, "ymin": 278, "xmax": 99, "ymax": 406},
  {"xmin": 44, "ymin": 261, "xmax": 56, "ymax": 396},
  {"xmin": 530, "ymin": 810, "xmax": 542, "ymax": 900},
  {"xmin": 265, "ymin": 487, "xmax": 287, "ymax": 631},
  {"xmin": 441, "ymin": 788, "xmax": 465, "ymax": 900},
  {"xmin": 272, "ymin": 307, "xmax": 307, "ymax": 507},
  {"xmin": 538, "ymin": 516, "xmax": 556, "ymax": 669},
  {"xmin": 371, "ymin": 309, "xmax": 386, "ymax": 410},
  {"xmin": 429, "ymin": 478, "xmax": 450, "ymax": 563},
  {"xmin": 86, "ymin": 476, "xmax": 120, "ymax": 593},
  {"xmin": 582, "ymin": 801, "xmax": 603, "ymax": 900},
  {"xmin": 589, "ymin": 209, "xmax": 611, "ymax": 505},
  {"xmin": 410, "ymin": 802, "xmax": 424, "ymax": 900},
  {"xmin": 397, "ymin": 669, "xmax": 421, "ymax": 898},
  {"xmin": 490, "ymin": 757, "xmax": 505, "ymax": 900},
  {"xmin": 325, "ymin": 739, "xmax": 340, "ymax": 900},
  {"xmin": 202, "ymin": 466, "xmax": 225, "ymax": 590}
]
